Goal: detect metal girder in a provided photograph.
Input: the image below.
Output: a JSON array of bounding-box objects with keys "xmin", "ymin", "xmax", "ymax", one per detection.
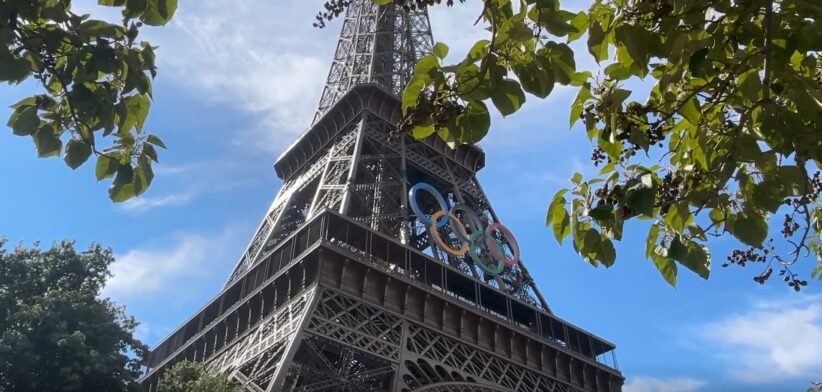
[
  {"xmin": 142, "ymin": 1, "xmax": 622, "ymax": 391},
  {"xmin": 313, "ymin": 0, "xmax": 432, "ymax": 124}
]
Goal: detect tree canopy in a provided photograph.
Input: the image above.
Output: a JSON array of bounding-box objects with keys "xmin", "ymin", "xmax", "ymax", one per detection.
[
  {"xmin": 157, "ymin": 360, "xmax": 237, "ymax": 392},
  {"xmin": 343, "ymin": 0, "xmax": 821, "ymax": 288},
  {"xmin": 0, "ymin": 239, "xmax": 146, "ymax": 391},
  {"xmin": 1, "ymin": 0, "xmax": 176, "ymax": 202}
]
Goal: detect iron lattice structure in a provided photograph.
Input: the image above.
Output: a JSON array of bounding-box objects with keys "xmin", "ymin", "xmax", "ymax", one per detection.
[{"xmin": 141, "ymin": 2, "xmax": 623, "ymax": 391}]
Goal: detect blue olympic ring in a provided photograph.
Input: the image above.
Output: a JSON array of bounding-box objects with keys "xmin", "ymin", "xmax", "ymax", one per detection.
[{"xmin": 409, "ymin": 182, "xmax": 450, "ymax": 228}]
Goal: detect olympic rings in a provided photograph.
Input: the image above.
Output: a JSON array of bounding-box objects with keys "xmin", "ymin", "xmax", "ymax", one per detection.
[
  {"xmin": 409, "ymin": 183, "xmax": 450, "ymax": 228},
  {"xmin": 408, "ymin": 182, "xmax": 521, "ymax": 275}
]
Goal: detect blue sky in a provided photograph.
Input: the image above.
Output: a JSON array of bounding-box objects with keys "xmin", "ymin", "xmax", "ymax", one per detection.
[{"xmin": 1, "ymin": 1, "xmax": 820, "ymax": 391}]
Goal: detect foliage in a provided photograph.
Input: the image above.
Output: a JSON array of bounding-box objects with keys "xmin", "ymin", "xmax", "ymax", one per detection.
[
  {"xmin": 157, "ymin": 360, "xmax": 237, "ymax": 392},
  {"xmin": 2, "ymin": 0, "xmax": 175, "ymax": 202},
  {"xmin": 0, "ymin": 239, "xmax": 147, "ymax": 391},
  {"xmin": 354, "ymin": 0, "xmax": 822, "ymax": 288}
]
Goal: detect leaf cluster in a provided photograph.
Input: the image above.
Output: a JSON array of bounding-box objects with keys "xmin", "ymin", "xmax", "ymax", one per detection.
[
  {"xmin": 2, "ymin": 0, "xmax": 175, "ymax": 201},
  {"xmin": 0, "ymin": 239, "xmax": 147, "ymax": 391},
  {"xmin": 157, "ymin": 360, "xmax": 237, "ymax": 392},
  {"xmin": 393, "ymin": 0, "xmax": 822, "ymax": 288}
]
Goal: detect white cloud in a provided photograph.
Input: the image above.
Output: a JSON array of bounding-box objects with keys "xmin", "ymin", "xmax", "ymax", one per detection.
[
  {"xmin": 120, "ymin": 190, "xmax": 197, "ymax": 212},
  {"xmin": 104, "ymin": 229, "xmax": 239, "ymax": 299},
  {"xmin": 141, "ymin": 1, "xmax": 330, "ymax": 151},
  {"xmin": 118, "ymin": 159, "xmax": 263, "ymax": 213},
  {"xmin": 701, "ymin": 295, "xmax": 822, "ymax": 383},
  {"xmin": 624, "ymin": 377, "xmax": 705, "ymax": 392},
  {"xmin": 153, "ymin": 162, "xmax": 207, "ymax": 176}
]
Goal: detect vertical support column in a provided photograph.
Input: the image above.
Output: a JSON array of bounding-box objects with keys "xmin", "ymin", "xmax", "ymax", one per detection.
[
  {"xmin": 399, "ymin": 134, "xmax": 411, "ymax": 245},
  {"xmin": 391, "ymin": 319, "xmax": 411, "ymax": 392},
  {"xmin": 339, "ymin": 116, "xmax": 368, "ymax": 215},
  {"xmin": 267, "ymin": 289, "xmax": 321, "ymax": 391}
]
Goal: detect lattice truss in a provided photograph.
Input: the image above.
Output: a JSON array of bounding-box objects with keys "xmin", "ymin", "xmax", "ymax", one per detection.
[
  {"xmin": 314, "ymin": 0, "xmax": 433, "ymax": 123},
  {"xmin": 227, "ymin": 107, "xmax": 546, "ymax": 308},
  {"xmin": 402, "ymin": 326, "xmax": 575, "ymax": 392},
  {"xmin": 208, "ymin": 289, "xmax": 317, "ymax": 392},
  {"xmin": 209, "ymin": 288, "xmax": 579, "ymax": 392}
]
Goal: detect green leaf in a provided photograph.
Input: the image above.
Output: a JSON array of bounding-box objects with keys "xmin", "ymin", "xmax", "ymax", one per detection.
[
  {"xmin": 146, "ymin": 134, "xmax": 166, "ymax": 149},
  {"xmin": 99, "ymin": 0, "xmax": 127, "ymax": 5},
  {"xmin": 568, "ymin": 12, "xmax": 587, "ymax": 42},
  {"xmin": 0, "ymin": 51, "xmax": 31, "ymax": 83},
  {"xmin": 490, "ymin": 79, "xmax": 526, "ymax": 116},
  {"xmin": 10, "ymin": 97, "xmax": 36, "ymax": 110},
  {"xmin": 752, "ymin": 179, "xmax": 786, "ymax": 213},
  {"xmin": 63, "ymin": 139, "xmax": 93, "ymax": 170},
  {"xmin": 140, "ymin": 0, "xmax": 177, "ymax": 26},
  {"xmin": 580, "ymin": 228, "xmax": 602, "ymax": 266},
  {"xmin": 599, "ymin": 236, "xmax": 616, "ymax": 267},
  {"xmin": 122, "ymin": 94, "xmax": 150, "ymax": 132},
  {"xmin": 615, "ymin": 25, "xmax": 652, "ymax": 69},
  {"xmin": 109, "ymin": 182, "xmax": 135, "ymax": 202},
  {"xmin": 569, "ymin": 83, "xmax": 592, "ymax": 128},
  {"xmin": 554, "ymin": 211, "xmax": 571, "ymax": 245},
  {"xmin": 688, "ymin": 48, "xmax": 709, "ymax": 78},
  {"xmin": 412, "ymin": 124, "xmax": 435, "ymax": 139},
  {"xmin": 728, "ymin": 211, "xmax": 768, "ymax": 247},
  {"xmin": 681, "ymin": 243, "xmax": 710, "ymax": 279},
  {"xmin": 455, "ymin": 101, "xmax": 491, "ymax": 144},
  {"xmin": 133, "ymin": 165, "xmax": 150, "ymax": 196},
  {"xmin": 626, "ymin": 187, "xmax": 655, "ymax": 216},
  {"xmin": 109, "ymin": 165, "xmax": 136, "ymax": 202},
  {"xmin": 812, "ymin": 261, "xmax": 822, "ymax": 280},
  {"xmin": 652, "ymin": 253, "xmax": 677, "ymax": 287},
  {"xmin": 538, "ymin": 10, "xmax": 575, "ymax": 36},
  {"xmin": 95, "ymin": 155, "xmax": 120, "ymax": 181},
  {"xmin": 679, "ymin": 97, "xmax": 700, "ymax": 125},
  {"xmin": 709, "ymin": 208, "xmax": 724, "ymax": 223},
  {"xmin": 432, "ymin": 42, "xmax": 449, "ymax": 59},
  {"xmin": 143, "ymin": 143, "xmax": 159, "ymax": 162},
  {"xmin": 547, "ymin": 191, "xmax": 571, "ymax": 244},
  {"xmin": 587, "ymin": 22, "xmax": 610, "ymax": 62},
  {"xmin": 79, "ymin": 20, "xmax": 125, "ymax": 38},
  {"xmin": 664, "ymin": 203, "xmax": 692, "ymax": 232},
  {"xmin": 738, "ymin": 69, "xmax": 762, "ymax": 102},
  {"xmin": 646, "ymin": 224, "xmax": 660, "ymax": 258},
  {"xmin": 466, "ymin": 40, "xmax": 490, "ymax": 62},
  {"xmin": 8, "ymin": 106, "xmax": 40, "ymax": 136},
  {"xmin": 415, "ymin": 54, "xmax": 439, "ymax": 76},
  {"xmin": 778, "ymin": 165, "xmax": 812, "ymax": 195},
  {"xmin": 547, "ymin": 192, "xmax": 567, "ymax": 225},
  {"xmin": 515, "ymin": 61, "xmax": 554, "ymax": 99},
  {"xmin": 33, "ymin": 127, "xmax": 62, "ymax": 158},
  {"xmin": 402, "ymin": 74, "xmax": 428, "ymax": 112}
]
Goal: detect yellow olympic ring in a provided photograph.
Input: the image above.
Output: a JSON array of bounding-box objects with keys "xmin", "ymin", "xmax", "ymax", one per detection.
[{"xmin": 429, "ymin": 210, "xmax": 469, "ymax": 257}]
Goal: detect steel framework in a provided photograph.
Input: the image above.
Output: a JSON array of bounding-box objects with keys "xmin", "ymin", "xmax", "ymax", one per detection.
[{"xmin": 140, "ymin": 1, "xmax": 622, "ymax": 391}]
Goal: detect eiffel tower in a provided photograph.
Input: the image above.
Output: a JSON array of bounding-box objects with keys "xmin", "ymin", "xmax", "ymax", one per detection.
[{"xmin": 140, "ymin": 2, "xmax": 623, "ymax": 391}]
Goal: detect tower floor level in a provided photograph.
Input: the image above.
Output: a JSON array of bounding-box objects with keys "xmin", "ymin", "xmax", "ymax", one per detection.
[{"xmin": 140, "ymin": 2, "xmax": 623, "ymax": 391}]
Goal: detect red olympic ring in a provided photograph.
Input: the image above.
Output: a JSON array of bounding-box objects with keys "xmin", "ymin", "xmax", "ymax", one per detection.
[{"xmin": 484, "ymin": 223, "xmax": 521, "ymax": 266}]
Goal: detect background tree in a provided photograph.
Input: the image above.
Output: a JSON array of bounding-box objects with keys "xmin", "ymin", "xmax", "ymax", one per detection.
[
  {"xmin": 157, "ymin": 360, "xmax": 237, "ymax": 392},
  {"xmin": 2, "ymin": 0, "xmax": 176, "ymax": 202},
  {"xmin": 314, "ymin": 0, "xmax": 821, "ymax": 288},
  {"xmin": 0, "ymin": 239, "xmax": 146, "ymax": 391}
]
